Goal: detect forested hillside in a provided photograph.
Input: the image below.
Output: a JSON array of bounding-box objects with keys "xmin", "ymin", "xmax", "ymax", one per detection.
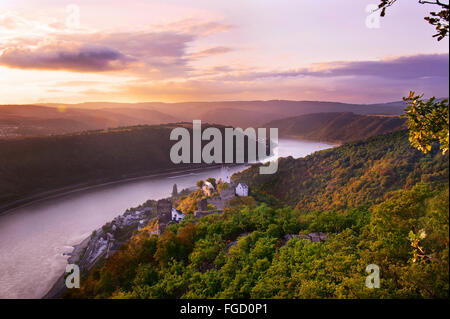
[
  {"xmin": 233, "ymin": 131, "xmax": 448, "ymax": 211},
  {"xmin": 265, "ymin": 112, "xmax": 406, "ymax": 143},
  {"xmin": 0, "ymin": 123, "xmax": 264, "ymax": 211},
  {"xmin": 0, "ymin": 125, "xmax": 176, "ymax": 210},
  {"xmin": 65, "ymin": 130, "xmax": 449, "ymax": 299}
]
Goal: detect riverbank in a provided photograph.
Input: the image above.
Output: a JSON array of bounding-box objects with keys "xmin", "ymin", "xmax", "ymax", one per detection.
[
  {"xmin": 43, "ymin": 235, "xmax": 92, "ymax": 299},
  {"xmin": 43, "ymin": 200, "xmax": 160, "ymax": 299},
  {"xmin": 0, "ymin": 163, "xmax": 242, "ymax": 216},
  {"xmin": 0, "ymin": 135, "xmax": 338, "ymax": 215}
]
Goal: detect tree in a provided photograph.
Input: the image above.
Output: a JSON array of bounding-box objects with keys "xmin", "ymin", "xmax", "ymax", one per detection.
[
  {"xmin": 196, "ymin": 180, "xmax": 205, "ymax": 189},
  {"xmin": 378, "ymin": 0, "xmax": 449, "ymax": 40},
  {"xmin": 172, "ymin": 184, "xmax": 178, "ymax": 197},
  {"xmin": 378, "ymin": 1, "xmax": 449, "ymax": 155},
  {"xmin": 206, "ymin": 177, "xmax": 217, "ymax": 188},
  {"xmin": 403, "ymin": 92, "xmax": 449, "ymax": 154}
]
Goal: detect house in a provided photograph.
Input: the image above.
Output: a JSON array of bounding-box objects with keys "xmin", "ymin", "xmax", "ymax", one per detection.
[
  {"xmin": 171, "ymin": 207, "xmax": 186, "ymax": 222},
  {"xmin": 235, "ymin": 183, "xmax": 249, "ymax": 197},
  {"xmin": 202, "ymin": 181, "xmax": 215, "ymax": 196}
]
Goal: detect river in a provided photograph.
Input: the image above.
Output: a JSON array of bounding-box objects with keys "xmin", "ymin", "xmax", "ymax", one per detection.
[{"xmin": 0, "ymin": 138, "xmax": 335, "ymax": 299}]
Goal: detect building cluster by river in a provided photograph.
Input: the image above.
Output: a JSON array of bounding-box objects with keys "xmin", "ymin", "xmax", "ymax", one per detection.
[{"xmin": 67, "ymin": 203, "xmax": 158, "ymax": 272}]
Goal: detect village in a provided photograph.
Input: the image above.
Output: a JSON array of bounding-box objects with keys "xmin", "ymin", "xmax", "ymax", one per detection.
[
  {"xmin": 156, "ymin": 179, "xmax": 250, "ymax": 234},
  {"xmin": 63, "ymin": 165, "xmax": 251, "ymax": 276},
  {"xmin": 61, "ymin": 170, "xmax": 326, "ymax": 286},
  {"xmin": 64, "ymin": 203, "xmax": 157, "ymax": 273}
]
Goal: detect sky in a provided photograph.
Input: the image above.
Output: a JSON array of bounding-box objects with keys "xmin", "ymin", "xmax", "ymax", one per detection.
[{"xmin": 0, "ymin": 0, "xmax": 448, "ymax": 104}]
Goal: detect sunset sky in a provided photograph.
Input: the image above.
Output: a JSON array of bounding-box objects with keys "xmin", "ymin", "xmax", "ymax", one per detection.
[{"xmin": 0, "ymin": 0, "xmax": 448, "ymax": 104}]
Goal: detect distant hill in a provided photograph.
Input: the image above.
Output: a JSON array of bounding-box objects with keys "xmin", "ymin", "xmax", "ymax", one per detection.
[
  {"xmin": 0, "ymin": 105, "xmax": 177, "ymax": 138},
  {"xmin": 46, "ymin": 100, "xmax": 406, "ymax": 125},
  {"xmin": 199, "ymin": 107, "xmax": 281, "ymax": 127},
  {"xmin": 44, "ymin": 99, "xmax": 406, "ymax": 116},
  {"xmin": 264, "ymin": 112, "xmax": 407, "ymax": 143},
  {"xmin": 1, "ymin": 100, "xmax": 407, "ymax": 138}
]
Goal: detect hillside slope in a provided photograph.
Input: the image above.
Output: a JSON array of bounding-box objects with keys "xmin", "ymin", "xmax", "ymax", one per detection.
[
  {"xmin": 0, "ymin": 125, "xmax": 177, "ymax": 209},
  {"xmin": 265, "ymin": 112, "xmax": 406, "ymax": 143},
  {"xmin": 67, "ymin": 130, "xmax": 449, "ymax": 299},
  {"xmin": 233, "ymin": 130, "xmax": 448, "ymax": 212}
]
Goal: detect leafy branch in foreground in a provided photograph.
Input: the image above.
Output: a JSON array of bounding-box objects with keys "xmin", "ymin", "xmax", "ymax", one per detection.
[
  {"xmin": 378, "ymin": 0, "xmax": 449, "ymax": 40},
  {"xmin": 403, "ymin": 92, "xmax": 449, "ymax": 155}
]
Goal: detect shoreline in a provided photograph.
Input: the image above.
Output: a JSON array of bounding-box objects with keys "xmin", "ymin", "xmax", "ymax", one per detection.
[
  {"xmin": 0, "ymin": 163, "xmax": 244, "ymax": 216},
  {"xmin": 39, "ymin": 163, "xmax": 250, "ymax": 299},
  {"xmin": 43, "ymin": 236, "xmax": 92, "ymax": 299},
  {"xmin": 0, "ymin": 135, "xmax": 339, "ymax": 216}
]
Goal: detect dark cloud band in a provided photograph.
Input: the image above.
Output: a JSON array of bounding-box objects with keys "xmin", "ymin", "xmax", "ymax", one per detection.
[
  {"xmin": 249, "ymin": 54, "xmax": 449, "ymax": 80},
  {"xmin": 0, "ymin": 45, "xmax": 132, "ymax": 72}
]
